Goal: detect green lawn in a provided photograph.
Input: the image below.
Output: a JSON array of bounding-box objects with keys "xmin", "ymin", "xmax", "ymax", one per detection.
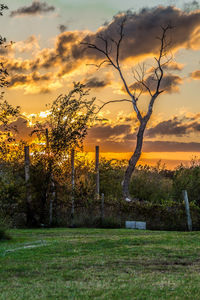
[{"xmin": 1, "ymin": 229, "xmax": 200, "ymax": 299}]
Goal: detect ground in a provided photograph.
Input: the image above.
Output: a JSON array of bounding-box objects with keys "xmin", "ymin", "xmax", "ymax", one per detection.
[{"xmin": 0, "ymin": 228, "xmax": 200, "ymax": 299}]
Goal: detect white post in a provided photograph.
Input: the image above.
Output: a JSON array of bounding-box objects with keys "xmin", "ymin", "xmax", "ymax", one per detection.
[{"xmin": 182, "ymin": 190, "xmax": 192, "ymax": 231}]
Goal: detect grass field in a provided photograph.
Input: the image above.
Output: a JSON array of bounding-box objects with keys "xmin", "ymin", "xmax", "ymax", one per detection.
[{"xmin": 1, "ymin": 229, "xmax": 200, "ymax": 299}]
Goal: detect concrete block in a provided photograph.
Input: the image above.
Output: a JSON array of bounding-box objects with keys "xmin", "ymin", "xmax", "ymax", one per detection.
[
  {"xmin": 135, "ymin": 221, "xmax": 146, "ymax": 230},
  {"xmin": 125, "ymin": 221, "xmax": 146, "ymax": 230},
  {"xmin": 125, "ymin": 221, "xmax": 136, "ymax": 229}
]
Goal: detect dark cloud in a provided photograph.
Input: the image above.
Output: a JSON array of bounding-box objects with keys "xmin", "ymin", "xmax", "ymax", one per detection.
[
  {"xmin": 10, "ymin": 1, "xmax": 55, "ymax": 17},
  {"xmin": 143, "ymin": 141, "xmax": 200, "ymax": 152},
  {"xmin": 84, "ymin": 138, "xmax": 200, "ymax": 153},
  {"xmin": 77, "ymin": 6, "xmax": 200, "ymax": 62},
  {"xmin": 146, "ymin": 118, "xmax": 188, "ymax": 137},
  {"xmin": 85, "ymin": 77, "xmax": 111, "ymax": 89},
  {"xmin": 184, "ymin": 1, "xmax": 200, "ymax": 12},
  {"xmin": 146, "ymin": 116, "xmax": 200, "ymax": 137},
  {"xmin": 129, "ymin": 74, "xmax": 183, "ymax": 94},
  {"xmin": 0, "ymin": 117, "xmax": 34, "ymax": 141},
  {"xmin": 9, "ymin": 71, "xmax": 53, "ymax": 87},
  {"xmin": 58, "ymin": 24, "xmax": 68, "ymax": 33},
  {"xmin": 4, "ymin": 6, "xmax": 200, "ymax": 87},
  {"xmin": 87, "ymin": 124, "xmax": 131, "ymax": 140},
  {"xmin": 190, "ymin": 70, "xmax": 200, "ymax": 79}
]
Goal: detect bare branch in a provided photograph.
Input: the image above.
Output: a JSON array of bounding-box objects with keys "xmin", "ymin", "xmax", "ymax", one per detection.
[
  {"xmin": 86, "ymin": 60, "xmax": 110, "ymax": 70},
  {"xmin": 95, "ymin": 99, "xmax": 132, "ymax": 114},
  {"xmin": 144, "ymin": 25, "xmax": 172, "ymax": 121}
]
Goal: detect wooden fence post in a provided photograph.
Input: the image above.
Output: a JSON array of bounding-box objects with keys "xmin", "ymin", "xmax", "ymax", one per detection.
[
  {"xmin": 95, "ymin": 145, "xmax": 100, "ymax": 200},
  {"xmin": 24, "ymin": 146, "xmax": 32, "ymax": 225},
  {"xmin": 45, "ymin": 128, "xmax": 55, "ymax": 227},
  {"xmin": 71, "ymin": 149, "xmax": 75, "ymax": 226},
  {"xmin": 182, "ymin": 190, "xmax": 192, "ymax": 231},
  {"xmin": 101, "ymin": 193, "xmax": 104, "ymax": 223}
]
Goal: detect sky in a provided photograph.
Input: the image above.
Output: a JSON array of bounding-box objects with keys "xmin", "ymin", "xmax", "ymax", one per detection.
[{"xmin": 1, "ymin": 0, "xmax": 200, "ymax": 168}]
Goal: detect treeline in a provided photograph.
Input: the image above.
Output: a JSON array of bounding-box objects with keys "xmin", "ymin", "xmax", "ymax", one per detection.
[{"xmin": 1, "ymin": 150, "xmax": 200, "ymax": 231}]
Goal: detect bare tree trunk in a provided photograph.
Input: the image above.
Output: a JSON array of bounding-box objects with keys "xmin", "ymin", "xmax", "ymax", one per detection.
[{"xmin": 122, "ymin": 121, "xmax": 147, "ymax": 200}]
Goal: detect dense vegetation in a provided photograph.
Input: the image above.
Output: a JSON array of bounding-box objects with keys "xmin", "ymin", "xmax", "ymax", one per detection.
[{"xmin": 1, "ymin": 150, "xmax": 200, "ymax": 231}]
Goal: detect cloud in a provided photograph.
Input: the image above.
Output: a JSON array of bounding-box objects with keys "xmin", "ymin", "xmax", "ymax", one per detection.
[
  {"xmin": 13, "ymin": 35, "xmax": 40, "ymax": 53},
  {"xmin": 0, "ymin": 117, "xmax": 34, "ymax": 141},
  {"xmin": 58, "ymin": 24, "xmax": 68, "ymax": 33},
  {"xmin": 184, "ymin": 1, "xmax": 200, "ymax": 12},
  {"xmin": 143, "ymin": 141, "xmax": 200, "ymax": 152},
  {"xmin": 3, "ymin": 6, "xmax": 200, "ymax": 95},
  {"xmin": 84, "ymin": 138, "xmax": 200, "ymax": 153},
  {"xmin": 87, "ymin": 124, "xmax": 131, "ymax": 141},
  {"xmin": 8, "ymin": 71, "xmax": 61, "ymax": 94},
  {"xmin": 146, "ymin": 115, "xmax": 200, "ymax": 137},
  {"xmin": 10, "ymin": 0, "xmax": 55, "ymax": 17},
  {"xmin": 163, "ymin": 61, "xmax": 184, "ymax": 71},
  {"xmin": 85, "ymin": 76, "xmax": 111, "ymax": 89},
  {"xmin": 76, "ymin": 6, "xmax": 200, "ymax": 62},
  {"xmin": 9, "ymin": 71, "xmax": 52, "ymax": 87},
  {"xmin": 129, "ymin": 74, "xmax": 183, "ymax": 94},
  {"xmin": 190, "ymin": 69, "xmax": 200, "ymax": 79}
]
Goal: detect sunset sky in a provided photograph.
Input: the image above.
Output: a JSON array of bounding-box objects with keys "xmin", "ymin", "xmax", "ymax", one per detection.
[{"xmin": 1, "ymin": 0, "xmax": 200, "ymax": 168}]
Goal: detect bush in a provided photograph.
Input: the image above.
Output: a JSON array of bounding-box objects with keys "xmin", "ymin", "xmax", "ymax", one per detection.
[
  {"xmin": 173, "ymin": 162, "xmax": 200, "ymax": 205},
  {"xmin": 0, "ymin": 215, "xmax": 11, "ymax": 240},
  {"xmin": 130, "ymin": 164, "xmax": 173, "ymax": 203}
]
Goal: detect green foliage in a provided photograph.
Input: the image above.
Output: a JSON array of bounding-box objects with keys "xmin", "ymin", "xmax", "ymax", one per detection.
[
  {"xmin": 0, "ymin": 4, "xmax": 9, "ymax": 89},
  {"xmin": 130, "ymin": 164, "xmax": 173, "ymax": 203},
  {"xmin": 33, "ymin": 82, "xmax": 96, "ymax": 157},
  {"xmin": 99, "ymin": 159, "xmax": 126, "ymax": 200},
  {"xmin": 173, "ymin": 160, "xmax": 200, "ymax": 204},
  {"xmin": 0, "ymin": 162, "xmax": 25, "ymax": 219},
  {"xmin": 0, "ymin": 212, "xmax": 10, "ymax": 240}
]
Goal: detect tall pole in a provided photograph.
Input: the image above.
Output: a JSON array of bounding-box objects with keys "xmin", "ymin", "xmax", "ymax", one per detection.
[
  {"xmin": 95, "ymin": 145, "xmax": 100, "ymax": 200},
  {"xmin": 182, "ymin": 190, "xmax": 192, "ymax": 231},
  {"xmin": 24, "ymin": 146, "xmax": 32, "ymax": 225},
  {"xmin": 71, "ymin": 149, "xmax": 75, "ymax": 227}
]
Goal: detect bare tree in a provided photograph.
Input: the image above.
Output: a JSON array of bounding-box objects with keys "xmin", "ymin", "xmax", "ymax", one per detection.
[{"xmin": 82, "ymin": 16, "xmax": 172, "ymax": 200}]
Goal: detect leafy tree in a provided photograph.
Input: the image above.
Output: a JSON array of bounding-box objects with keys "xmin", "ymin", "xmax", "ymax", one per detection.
[
  {"xmin": 173, "ymin": 160, "xmax": 200, "ymax": 205},
  {"xmin": 0, "ymin": 4, "xmax": 20, "ymax": 156},
  {"xmin": 30, "ymin": 83, "xmax": 96, "ymax": 225},
  {"xmin": 33, "ymin": 82, "xmax": 95, "ymax": 157},
  {"xmin": 0, "ymin": 4, "xmax": 9, "ymax": 91}
]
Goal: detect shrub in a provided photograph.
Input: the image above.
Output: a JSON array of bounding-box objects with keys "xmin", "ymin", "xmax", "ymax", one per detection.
[
  {"xmin": 0, "ymin": 215, "xmax": 11, "ymax": 240},
  {"xmin": 130, "ymin": 164, "xmax": 173, "ymax": 203}
]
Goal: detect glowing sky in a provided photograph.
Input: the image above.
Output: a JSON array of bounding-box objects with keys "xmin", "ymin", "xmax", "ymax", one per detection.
[{"xmin": 1, "ymin": 0, "xmax": 200, "ymax": 168}]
